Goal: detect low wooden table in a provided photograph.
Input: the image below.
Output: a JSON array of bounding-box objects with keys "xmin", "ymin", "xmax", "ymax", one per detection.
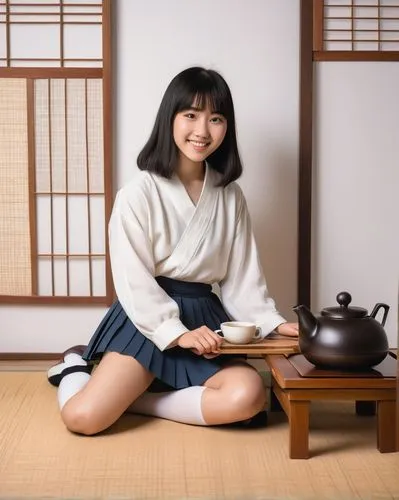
[
  {"xmin": 265, "ymin": 353, "xmax": 397, "ymax": 459},
  {"xmin": 218, "ymin": 333, "xmax": 300, "ymax": 356}
]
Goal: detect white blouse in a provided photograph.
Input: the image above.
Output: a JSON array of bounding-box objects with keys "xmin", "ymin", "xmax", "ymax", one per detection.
[{"xmin": 109, "ymin": 165, "xmax": 286, "ymax": 351}]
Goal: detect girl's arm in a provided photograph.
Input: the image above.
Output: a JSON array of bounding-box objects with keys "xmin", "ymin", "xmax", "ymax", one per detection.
[{"xmin": 109, "ymin": 189, "xmax": 188, "ymax": 351}]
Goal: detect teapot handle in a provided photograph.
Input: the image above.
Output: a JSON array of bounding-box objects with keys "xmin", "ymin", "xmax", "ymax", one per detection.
[{"xmin": 369, "ymin": 303, "xmax": 390, "ymax": 326}]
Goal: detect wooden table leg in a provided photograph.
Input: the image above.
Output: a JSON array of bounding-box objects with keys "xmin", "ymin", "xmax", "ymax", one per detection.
[
  {"xmin": 377, "ymin": 400, "xmax": 396, "ymax": 452},
  {"xmin": 288, "ymin": 400, "xmax": 310, "ymax": 459}
]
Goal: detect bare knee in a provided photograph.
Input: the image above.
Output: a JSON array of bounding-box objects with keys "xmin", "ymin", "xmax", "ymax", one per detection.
[
  {"xmin": 61, "ymin": 401, "xmax": 103, "ymax": 436},
  {"xmin": 226, "ymin": 373, "xmax": 267, "ymax": 419}
]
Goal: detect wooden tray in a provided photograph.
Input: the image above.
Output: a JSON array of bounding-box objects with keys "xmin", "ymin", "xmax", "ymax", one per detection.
[
  {"xmin": 288, "ymin": 352, "xmax": 397, "ymax": 378},
  {"xmin": 219, "ymin": 333, "xmax": 299, "ymax": 355}
]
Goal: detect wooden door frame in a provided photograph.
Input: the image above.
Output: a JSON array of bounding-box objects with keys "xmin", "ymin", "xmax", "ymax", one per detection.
[{"xmin": 298, "ymin": 0, "xmax": 313, "ymax": 308}]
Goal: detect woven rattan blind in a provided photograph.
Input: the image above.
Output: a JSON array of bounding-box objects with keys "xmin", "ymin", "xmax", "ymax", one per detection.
[
  {"xmin": 0, "ymin": 0, "xmax": 112, "ymax": 304},
  {"xmin": 314, "ymin": 0, "xmax": 399, "ymax": 60}
]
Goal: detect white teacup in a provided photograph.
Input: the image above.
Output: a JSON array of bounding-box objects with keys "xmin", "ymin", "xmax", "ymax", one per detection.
[{"xmin": 215, "ymin": 321, "xmax": 261, "ymax": 344}]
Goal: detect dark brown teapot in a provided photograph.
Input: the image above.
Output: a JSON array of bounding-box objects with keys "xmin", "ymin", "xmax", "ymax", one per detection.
[{"xmin": 293, "ymin": 292, "xmax": 389, "ymax": 370}]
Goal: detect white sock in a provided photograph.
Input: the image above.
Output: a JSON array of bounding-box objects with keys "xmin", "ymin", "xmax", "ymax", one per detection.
[
  {"xmin": 128, "ymin": 386, "xmax": 208, "ymax": 426},
  {"xmin": 64, "ymin": 353, "xmax": 87, "ymax": 366},
  {"xmin": 57, "ymin": 371, "xmax": 91, "ymax": 410}
]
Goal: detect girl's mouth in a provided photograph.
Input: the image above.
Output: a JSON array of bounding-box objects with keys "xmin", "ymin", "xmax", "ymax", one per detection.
[{"xmin": 188, "ymin": 140, "xmax": 210, "ymax": 150}]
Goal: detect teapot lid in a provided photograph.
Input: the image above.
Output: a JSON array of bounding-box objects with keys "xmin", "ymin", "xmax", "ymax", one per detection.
[{"xmin": 321, "ymin": 292, "xmax": 368, "ymax": 319}]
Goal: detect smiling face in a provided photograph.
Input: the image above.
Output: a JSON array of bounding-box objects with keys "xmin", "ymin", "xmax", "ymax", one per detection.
[{"xmin": 173, "ymin": 98, "xmax": 227, "ymax": 167}]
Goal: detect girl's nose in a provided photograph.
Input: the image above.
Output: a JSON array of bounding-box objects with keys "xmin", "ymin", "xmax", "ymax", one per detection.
[{"xmin": 195, "ymin": 118, "xmax": 210, "ymax": 138}]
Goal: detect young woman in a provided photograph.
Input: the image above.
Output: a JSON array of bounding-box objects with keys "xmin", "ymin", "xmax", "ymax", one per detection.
[{"xmin": 48, "ymin": 67, "xmax": 298, "ymax": 435}]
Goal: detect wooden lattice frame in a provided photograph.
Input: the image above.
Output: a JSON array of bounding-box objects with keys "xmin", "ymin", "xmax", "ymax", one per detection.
[
  {"xmin": 0, "ymin": 0, "xmax": 113, "ymax": 304},
  {"xmin": 313, "ymin": 0, "xmax": 399, "ymax": 60},
  {"xmin": 298, "ymin": 0, "xmax": 399, "ymax": 308}
]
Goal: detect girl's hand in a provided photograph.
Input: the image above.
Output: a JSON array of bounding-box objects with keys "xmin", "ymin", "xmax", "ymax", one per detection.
[
  {"xmin": 202, "ymin": 352, "xmax": 221, "ymax": 359},
  {"xmin": 276, "ymin": 322, "xmax": 299, "ymax": 337},
  {"xmin": 177, "ymin": 326, "xmax": 223, "ymax": 355}
]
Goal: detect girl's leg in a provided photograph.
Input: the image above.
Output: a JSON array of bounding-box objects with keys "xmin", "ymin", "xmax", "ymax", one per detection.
[
  {"xmin": 128, "ymin": 362, "xmax": 266, "ymax": 426},
  {"xmin": 201, "ymin": 363, "xmax": 267, "ymax": 425},
  {"xmin": 61, "ymin": 352, "xmax": 154, "ymax": 435},
  {"xmin": 127, "ymin": 386, "xmax": 207, "ymax": 425}
]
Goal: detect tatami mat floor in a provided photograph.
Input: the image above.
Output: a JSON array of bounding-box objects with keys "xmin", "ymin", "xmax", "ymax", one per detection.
[{"xmin": 0, "ymin": 366, "xmax": 398, "ymax": 499}]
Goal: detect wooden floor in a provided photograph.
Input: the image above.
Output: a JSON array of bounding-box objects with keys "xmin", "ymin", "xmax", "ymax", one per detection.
[{"xmin": 0, "ymin": 364, "xmax": 398, "ymax": 499}]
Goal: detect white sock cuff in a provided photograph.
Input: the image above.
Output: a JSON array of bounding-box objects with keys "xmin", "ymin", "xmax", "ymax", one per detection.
[
  {"xmin": 129, "ymin": 385, "xmax": 207, "ymax": 426},
  {"xmin": 64, "ymin": 353, "xmax": 87, "ymax": 365},
  {"xmin": 57, "ymin": 371, "xmax": 91, "ymax": 410},
  {"xmin": 187, "ymin": 386, "xmax": 207, "ymax": 425}
]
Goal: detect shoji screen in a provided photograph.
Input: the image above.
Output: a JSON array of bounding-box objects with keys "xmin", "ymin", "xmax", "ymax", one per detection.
[
  {"xmin": 313, "ymin": 0, "xmax": 399, "ymax": 60},
  {"xmin": 0, "ymin": 0, "xmax": 112, "ymax": 304}
]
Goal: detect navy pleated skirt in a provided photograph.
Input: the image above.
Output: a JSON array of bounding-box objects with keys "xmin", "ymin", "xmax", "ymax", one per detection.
[{"xmin": 82, "ymin": 277, "xmax": 242, "ymax": 390}]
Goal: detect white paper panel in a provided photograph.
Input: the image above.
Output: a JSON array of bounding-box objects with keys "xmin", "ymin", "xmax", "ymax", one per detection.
[
  {"xmin": 53, "ymin": 257, "xmax": 68, "ymax": 295},
  {"xmin": 9, "ymin": 24, "xmax": 60, "ymax": 59},
  {"xmin": 63, "ymin": 15, "xmax": 102, "ymax": 22},
  {"xmin": 326, "ymin": 18, "xmax": 352, "ymax": 31},
  {"xmin": 325, "ymin": 6, "xmax": 351, "ymax": 18},
  {"xmin": 12, "ymin": 60, "xmax": 61, "ymax": 67},
  {"xmin": 63, "ymin": 60, "xmax": 102, "ymax": 67},
  {"xmin": 354, "ymin": 7, "xmax": 379, "ymax": 18},
  {"xmin": 52, "ymin": 195, "xmax": 67, "ymax": 254},
  {"xmin": 355, "ymin": 31, "xmax": 379, "ymax": 41},
  {"xmin": 325, "ymin": 0, "xmax": 351, "ymax": 5},
  {"xmin": 9, "ymin": 5, "xmax": 59, "ymax": 13},
  {"xmin": 325, "ymin": 41, "xmax": 353, "ymax": 50},
  {"xmin": 355, "ymin": 0, "xmax": 381, "ymax": 4},
  {"xmin": 381, "ymin": 18, "xmax": 399, "ymax": 30},
  {"xmin": 64, "ymin": 5, "xmax": 101, "ymax": 14},
  {"xmin": 10, "ymin": 14, "xmax": 60, "ymax": 22},
  {"xmin": 9, "ymin": 0, "xmax": 57, "ymax": 4},
  {"xmin": 91, "ymin": 258, "xmax": 106, "ymax": 296},
  {"xmin": 381, "ymin": 30, "xmax": 399, "ymax": 40},
  {"xmin": 325, "ymin": 31, "xmax": 352, "ymax": 41},
  {"xmin": 381, "ymin": 7, "xmax": 399, "ymax": 18},
  {"xmin": 67, "ymin": 195, "xmax": 89, "ymax": 254},
  {"xmin": 354, "ymin": 42, "xmax": 379, "ymax": 50},
  {"xmin": 0, "ymin": 25, "xmax": 6, "ymax": 59},
  {"xmin": 381, "ymin": 41, "xmax": 399, "ymax": 49},
  {"xmin": 69, "ymin": 258, "xmax": 90, "ymax": 295},
  {"xmin": 65, "ymin": 0, "xmax": 102, "ymax": 4},
  {"xmin": 37, "ymin": 258, "xmax": 52, "ymax": 296},
  {"xmin": 36, "ymin": 196, "xmax": 52, "ymax": 254},
  {"xmin": 353, "ymin": 19, "xmax": 379, "ymax": 31},
  {"xmin": 89, "ymin": 196, "xmax": 105, "ymax": 254},
  {"xmin": 63, "ymin": 24, "xmax": 102, "ymax": 60}
]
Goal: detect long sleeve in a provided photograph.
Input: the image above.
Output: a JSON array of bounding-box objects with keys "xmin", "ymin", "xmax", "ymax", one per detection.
[
  {"xmin": 109, "ymin": 188, "xmax": 188, "ymax": 351},
  {"xmin": 219, "ymin": 191, "xmax": 286, "ymax": 338}
]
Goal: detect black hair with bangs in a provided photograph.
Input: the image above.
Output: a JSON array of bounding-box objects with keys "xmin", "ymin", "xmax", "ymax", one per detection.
[{"xmin": 137, "ymin": 67, "xmax": 242, "ymax": 187}]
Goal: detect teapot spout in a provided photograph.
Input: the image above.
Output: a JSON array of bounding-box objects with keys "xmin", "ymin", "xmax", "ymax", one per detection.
[{"xmin": 293, "ymin": 304, "xmax": 318, "ymax": 339}]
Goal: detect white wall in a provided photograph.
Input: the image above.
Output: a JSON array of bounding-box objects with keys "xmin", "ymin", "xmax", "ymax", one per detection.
[
  {"xmin": 0, "ymin": 0, "xmax": 300, "ymax": 352},
  {"xmin": 312, "ymin": 62, "xmax": 399, "ymax": 347}
]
